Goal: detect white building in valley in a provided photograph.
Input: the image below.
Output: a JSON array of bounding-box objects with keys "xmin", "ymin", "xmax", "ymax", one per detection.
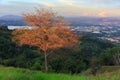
[{"xmin": 8, "ymin": 26, "xmax": 31, "ymax": 30}]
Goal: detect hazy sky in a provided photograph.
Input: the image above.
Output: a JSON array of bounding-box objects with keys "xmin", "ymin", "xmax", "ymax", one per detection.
[{"xmin": 0, "ymin": 0, "xmax": 120, "ymax": 17}]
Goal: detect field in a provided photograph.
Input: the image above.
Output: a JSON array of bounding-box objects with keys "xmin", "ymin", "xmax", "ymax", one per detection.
[{"xmin": 0, "ymin": 66, "xmax": 120, "ymax": 80}]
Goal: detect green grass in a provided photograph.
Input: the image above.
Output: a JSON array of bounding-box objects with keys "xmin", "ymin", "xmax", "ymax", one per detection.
[
  {"xmin": 98, "ymin": 66, "xmax": 120, "ymax": 73},
  {"xmin": 0, "ymin": 65, "xmax": 120, "ymax": 80}
]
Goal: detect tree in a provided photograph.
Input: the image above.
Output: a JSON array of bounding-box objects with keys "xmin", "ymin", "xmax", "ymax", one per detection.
[
  {"xmin": 100, "ymin": 47, "xmax": 120, "ymax": 65},
  {"xmin": 12, "ymin": 8, "xmax": 78, "ymax": 73},
  {"xmin": 90, "ymin": 57, "xmax": 101, "ymax": 75}
]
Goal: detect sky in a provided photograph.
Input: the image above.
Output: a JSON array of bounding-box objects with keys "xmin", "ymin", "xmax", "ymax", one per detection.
[{"xmin": 0, "ymin": 0, "xmax": 120, "ymax": 17}]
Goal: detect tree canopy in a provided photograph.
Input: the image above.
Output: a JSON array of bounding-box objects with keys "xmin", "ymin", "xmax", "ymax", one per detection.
[{"xmin": 12, "ymin": 8, "xmax": 78, "ymax": 72}]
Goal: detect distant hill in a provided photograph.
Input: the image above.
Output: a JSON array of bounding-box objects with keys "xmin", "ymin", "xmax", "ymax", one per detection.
[
  {"xmin": 0, "ymin": 15, "xmax": 120, "ymax": 26},
  {"xmin": 0, "ymin": 15, "xmax": 25, "ymax": 26},
  {"xmin": 66, "ymin": 16, "xmax": 120, "ymax": 26},
  {"xmin": 0, "ymin": 15, "xmax": 23, "ymax": 21}
]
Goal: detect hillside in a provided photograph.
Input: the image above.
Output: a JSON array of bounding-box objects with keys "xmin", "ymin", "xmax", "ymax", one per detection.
[
  {"xmin": 0, "ymin": 65, "xmax": 120, "ymax": 80},
  {"xmin": 0, "ymin": 27, "xmax": 118, "ymax": 74}
]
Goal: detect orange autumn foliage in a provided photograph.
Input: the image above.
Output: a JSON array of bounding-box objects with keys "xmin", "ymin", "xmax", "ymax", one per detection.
[
  {"xmin": 12, "ymin": 27, "xmax": 77, "ymax": 51},
  {"xmin": 12, "ymin": 8, "xmax": 78, "ymax": 72}
]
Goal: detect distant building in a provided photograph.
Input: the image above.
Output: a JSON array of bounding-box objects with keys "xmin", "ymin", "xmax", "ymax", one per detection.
[
  {"xmin": 107, "ymin": 38, "xmax": 119, "ymax": 43},
  {"xmin": 8, "ymin": 26, "xmax": 31, "ymax": 30}
]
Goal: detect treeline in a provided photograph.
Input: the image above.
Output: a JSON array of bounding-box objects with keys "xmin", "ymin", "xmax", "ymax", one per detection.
[{"xmin": 0, "ymin": 27, "xmax": 119, "ymax": 74}]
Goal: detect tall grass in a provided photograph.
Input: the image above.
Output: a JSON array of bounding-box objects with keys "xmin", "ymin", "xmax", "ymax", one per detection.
[{"xmin": 0, "ymin": 65, "xmax": 120, "ymax": 80}]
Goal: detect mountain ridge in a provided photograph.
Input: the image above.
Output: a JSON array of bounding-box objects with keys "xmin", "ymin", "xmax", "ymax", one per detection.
[
  {"xmin": 0, "ymin": 15, "xmax": 23, "ymax": 21},
  {"xmin": 0, "ymin": 15, "xmax": 120, "ymax": 26}
]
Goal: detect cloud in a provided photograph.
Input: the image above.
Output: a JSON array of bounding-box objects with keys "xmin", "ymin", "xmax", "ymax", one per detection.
[
  {"xmin": 98, "ymin": 12, "xmax": 106, "ymax": 17},
  {"xmin": 0, "ymin": 0, "xmax": 120, "ymax": 17},
  {"xmin": 58, "ymin": 0, "xmax": 81, "ymax": 6},
  {"xmin": 89, "ymin": 0, "xmax": 119, "ymax": 3},
  {"xmin": 42, "ymin": 2, "xmax": 56, "ymax": 7},
  {"xmin": 82, "ymin": 13, "xmax": 90, "ymax": 16},
  {"xmin": 0, "ymin": 1, "xmax": 41, "ymax": 16}
]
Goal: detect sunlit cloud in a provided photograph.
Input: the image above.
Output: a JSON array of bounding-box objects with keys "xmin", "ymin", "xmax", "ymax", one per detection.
[
  {"xmin": 98, "ymin": 12, "xmax": 106, "ymax": 17},
  {"xmin": 42, "ymin": 2, "xmax": 56, "ymax": 7},
  {"xmin": 89, "ymin": 0, "xmax": 120, "ymax": 4},
  {"xmin": 59, "ymin": 0, "xmax": 75, "ymax": 5},
  {"xmin": 58, "ymin": 0, "xmax": 81, "ymax": 6},
  {"xmin": 81, "ymin": 13, "xmax": 90, "ymax": 16},
  {"xmin": 0, "ymin": 0, "xmax": 120, "ymax": 17}
]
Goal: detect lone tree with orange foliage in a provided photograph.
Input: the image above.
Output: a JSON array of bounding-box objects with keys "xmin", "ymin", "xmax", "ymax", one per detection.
[{"xmin": 12, "ymin": 8, "xmax": 78, "ymax": 73}]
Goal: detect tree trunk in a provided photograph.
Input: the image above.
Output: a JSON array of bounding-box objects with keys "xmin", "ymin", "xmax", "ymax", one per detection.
[{"xmin": 44, "ymin": 50, "xmax": 48, "ymax": 73}]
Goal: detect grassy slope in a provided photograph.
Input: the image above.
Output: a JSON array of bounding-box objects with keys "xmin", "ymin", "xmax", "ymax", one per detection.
[
  {"xmin": 99, "ymin": 66, "xmax": 120, "ymax": 73},
  {"xmin": 0, "ymin": 66, "xmax": 120, "ymax": 80}
]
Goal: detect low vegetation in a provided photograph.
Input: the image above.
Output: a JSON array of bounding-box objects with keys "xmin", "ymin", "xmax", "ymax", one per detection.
[
  {"xmin": 0, "ymin": 27, "xmax": 119, "ymax": 74},
  {"xmin": 0, "ymin": 65, "xmax": 120, "ymax": 80}
]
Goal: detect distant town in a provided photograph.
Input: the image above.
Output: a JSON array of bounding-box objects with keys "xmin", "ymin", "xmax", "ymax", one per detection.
[
  {"xmin": 1, "ymin": 15, "xmax": 120, "ymax": 43},
  {"xmin": 71, "ymin": 25, "xmax": 120, "ymax": 43},
  {"xmin": 2, "ymin": 24, "xmax": 120, "ymax": 44}
]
